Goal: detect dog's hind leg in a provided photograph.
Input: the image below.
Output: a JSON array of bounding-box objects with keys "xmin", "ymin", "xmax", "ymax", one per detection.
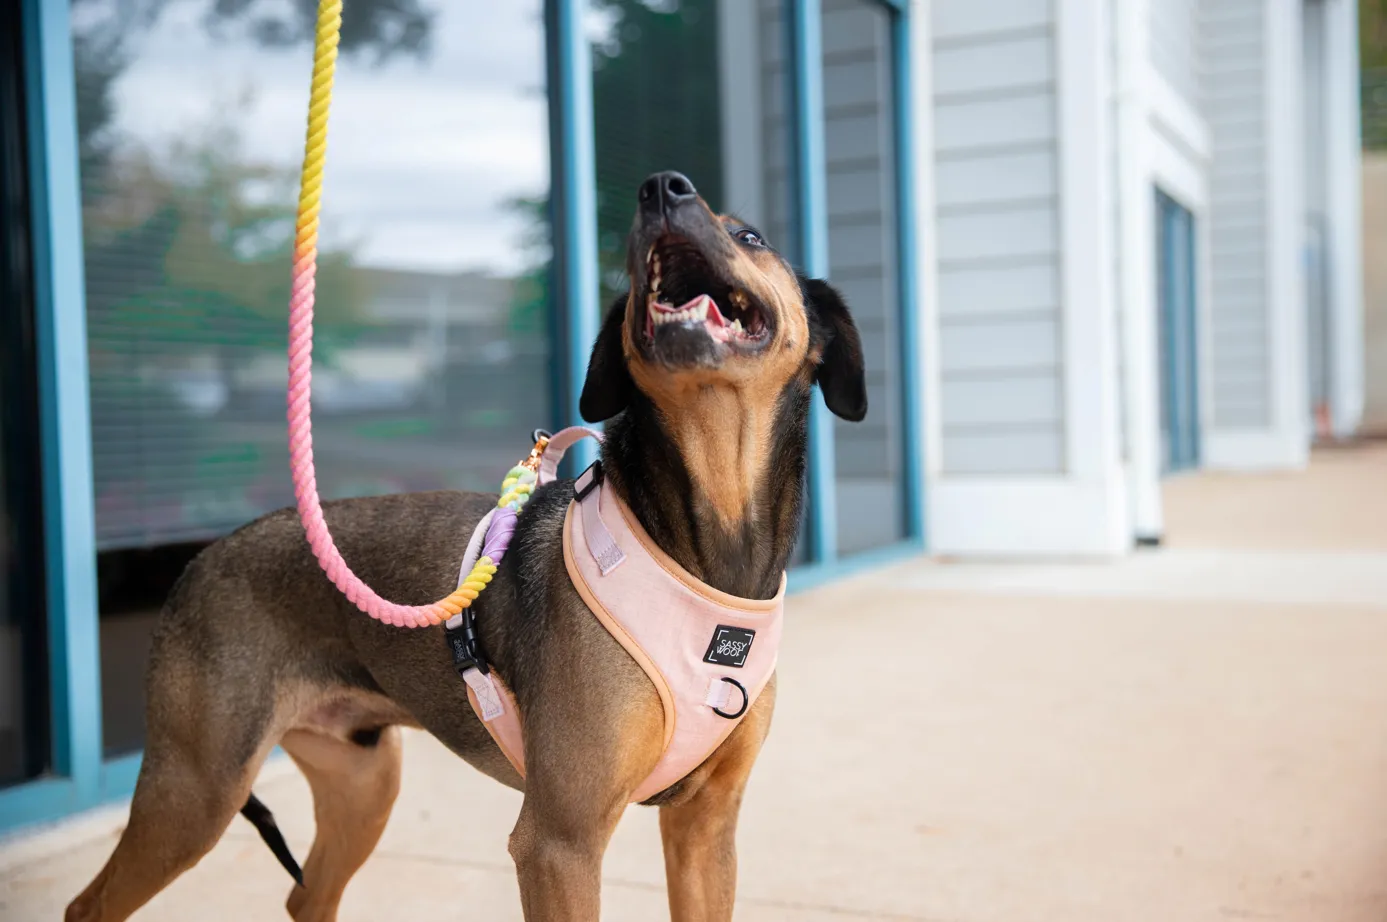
[
  {"xmin": 64, "ymin": 675, "xmax": 281, "ymax": 922},
  {"xmin": 281, "ymin": 726, "xmax": 403, "ymax": 922}
]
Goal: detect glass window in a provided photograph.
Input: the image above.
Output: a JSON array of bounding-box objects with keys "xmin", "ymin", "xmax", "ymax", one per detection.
[
  {"xmin": 71, "ymin": 0, "xmax": 552, "ymax": 754},
  {"xmin": 590, "ymin": 0, "xmax": 798, "ymax": 289},
  {"xmin": 589, "ymin": 0, "xmax": 806, "ymax": 561},
  {"xmin": 821, "ymin": 0, "xmax": 906, "ymax": 555},
  {"xmin": 0, "ymin": 0, "xmax": 50, "ymax": 787}
]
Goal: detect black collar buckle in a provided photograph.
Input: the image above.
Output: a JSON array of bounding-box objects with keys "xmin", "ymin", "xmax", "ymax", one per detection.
[{"xmin": 444, "ymin": 607, "xmax": 489, "ymax": 676}]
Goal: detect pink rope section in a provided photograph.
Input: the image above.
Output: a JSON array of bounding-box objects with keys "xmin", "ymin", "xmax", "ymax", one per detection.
[{"xmin": 288, "ymin": 262, "xmax": 449, "ymax": 629}]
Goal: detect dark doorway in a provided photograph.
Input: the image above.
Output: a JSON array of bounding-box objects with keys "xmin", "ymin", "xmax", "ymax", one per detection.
[{"xmin": 0, "ymin": 0, "xmax": 52, "ymax": 788}]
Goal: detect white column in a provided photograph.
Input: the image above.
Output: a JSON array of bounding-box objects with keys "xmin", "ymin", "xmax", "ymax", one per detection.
[
  {"xmin": 909, "ymin": 0, "xmax": 943, "ymax": 504},
  {"xmin": 1324, "ymin": 0, "xmax": 1365, "ymax": 438},
  {"xmin": 1056, "ymin": 0, "xmax": 1130, "ymax": 551},
  {"xmin": 912, "ymin": 0, "xmax": 943, "ymax": 487},
  {"xmin": 1264, "ymin": 0, "xmax": 1311, "ymax": 464},
  {"xmin": 1113, "ymin": 0, "xmax": 1164, "ymax": 542}
]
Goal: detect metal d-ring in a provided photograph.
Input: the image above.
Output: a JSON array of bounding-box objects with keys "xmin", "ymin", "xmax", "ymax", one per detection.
[{"xmin": 711, "ymin": 677, "xmax": 749, "ymax": 720}]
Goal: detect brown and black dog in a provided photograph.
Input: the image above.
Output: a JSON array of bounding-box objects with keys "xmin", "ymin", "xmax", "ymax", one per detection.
[{"xmin": 66, "ymin": 170, "xmax": 866, "ymax": 922}]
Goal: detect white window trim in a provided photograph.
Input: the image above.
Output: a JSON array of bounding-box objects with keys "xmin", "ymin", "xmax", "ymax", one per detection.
[
  {"xmin": 1113, "ymin": 0, "xmax": 1163, "ymax": 542},
  {"xmin": 1145, "ymin": 67, "xmax": 1211, "ymax": 163},
  {"xmin": 1113, "ymin": 0, "xmax": 1218, "ymax": 542}
]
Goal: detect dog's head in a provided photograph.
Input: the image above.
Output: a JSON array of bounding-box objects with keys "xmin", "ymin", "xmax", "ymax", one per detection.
[{"xmin": 579, "ymin": 170, "xmax": 867, "ymax": 425}]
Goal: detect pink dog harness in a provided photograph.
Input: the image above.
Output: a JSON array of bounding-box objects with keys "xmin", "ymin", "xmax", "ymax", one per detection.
[{"xmin": 451, "ymin": 427, "xmax": 785, "ymax": 803}]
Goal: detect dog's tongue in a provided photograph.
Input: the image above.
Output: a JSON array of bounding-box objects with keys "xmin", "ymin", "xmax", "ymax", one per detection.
[{"xmin": 646, "ymin": 294, "xmax": 733, "ymax": 342}]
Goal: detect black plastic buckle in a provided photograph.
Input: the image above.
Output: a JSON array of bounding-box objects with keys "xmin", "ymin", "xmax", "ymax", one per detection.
[
  {"xmin": 444, "ymin": 607, "xmax": 489, "ymax": 676},
  {"xmin": 574, "ymin": 460, "xmax": 604, "ymax": 502}
]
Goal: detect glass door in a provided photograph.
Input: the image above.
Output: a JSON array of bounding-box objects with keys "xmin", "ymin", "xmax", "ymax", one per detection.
[
  {"xmin": 1155, "ymin": 189, "xmax": 1200, "ymax": 473},
  {"xmin": 0, "ymin": 0, "xmax": 51, "ymax": 787}
]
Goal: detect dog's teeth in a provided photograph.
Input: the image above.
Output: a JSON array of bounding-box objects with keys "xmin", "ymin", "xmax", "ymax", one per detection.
[
  {"xmin": 691, "ymin": 300, "xmax": 708, "ymax": 320},
  {"xmin": 732, "ymin": 318, "xmax": 743, "ymax": 334}
]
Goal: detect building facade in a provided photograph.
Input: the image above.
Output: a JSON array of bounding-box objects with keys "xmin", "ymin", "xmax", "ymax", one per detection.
[
  {"xmin": 922, "ymin": 0, "xmax": 1365, "ymax": 554},
  {"xmin": 0, "ymin": 0, "xmax": 1363, "ymax": 832}
]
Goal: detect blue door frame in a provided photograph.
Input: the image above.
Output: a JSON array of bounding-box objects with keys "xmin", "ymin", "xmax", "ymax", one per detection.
[{"xmin": 1, "ymin": 0, "xmax": 925, "ymax": 834}]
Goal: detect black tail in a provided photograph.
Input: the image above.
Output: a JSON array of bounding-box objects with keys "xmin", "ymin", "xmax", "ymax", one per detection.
[{"xmin": 240, "ymin": 792, "xmax": 304, "ymax": 887}]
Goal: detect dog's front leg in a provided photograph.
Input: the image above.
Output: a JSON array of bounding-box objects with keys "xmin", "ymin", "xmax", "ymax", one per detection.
[
  {"xmin": 507, "ymin": 679, "xmax": 664, "ymax": 920},
  {"xmin": 509, "ymin": 789, "xmax": 624, "ymax": 921},
  {"xmin": 659, "ymin": 682, "xmax": 776, "ymax": 922}
]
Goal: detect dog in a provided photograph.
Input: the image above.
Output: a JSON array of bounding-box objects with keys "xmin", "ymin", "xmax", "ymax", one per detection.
[{"xmin": 66, "ymin": 169, "xmax": 866, "ymax": 922}]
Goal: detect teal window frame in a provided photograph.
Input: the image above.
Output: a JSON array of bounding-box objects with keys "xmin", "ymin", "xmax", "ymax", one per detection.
[{"xmin": 1, "ymin": 0, "xmax": 925, "ymax": 833}]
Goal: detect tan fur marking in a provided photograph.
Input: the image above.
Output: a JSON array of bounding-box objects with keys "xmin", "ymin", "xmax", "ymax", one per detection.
[
  {"xmin": 624, "ymin": 215, "xmax": 812, "ymax": 527},
  {"xmin": 282, "ymin": 727, "xmax": 403, "ymax": 922}
]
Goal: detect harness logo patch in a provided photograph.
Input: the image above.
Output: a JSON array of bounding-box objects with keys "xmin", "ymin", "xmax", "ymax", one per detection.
[{"xmin": 703, "ymin": 626, "xmax": 756, "ymax": 668}]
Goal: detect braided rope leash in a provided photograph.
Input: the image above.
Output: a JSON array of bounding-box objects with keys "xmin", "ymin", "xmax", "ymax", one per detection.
[{"xmin": 286, "ymin": 0, "xmax": 492, "ymax": 629}]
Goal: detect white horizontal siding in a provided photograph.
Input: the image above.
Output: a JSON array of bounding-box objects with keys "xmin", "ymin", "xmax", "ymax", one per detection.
[
  {"xmin": 937, "ymin": 261, "xmax": 1059, "ymax": 320},
  {"xmin": 942, "ymin": 429, "xmax": 1064, "ymax": 474},
  {"xmin": 1203, "ymin": 0, "xmax": 1271, "ymax": 428},
  {"xmin": 1150, "ymin": 0, "xmax": 1200, "ymax": 106},
  {"xmin": 934, "ymin": 92, "xmax": 1056, "ymax": 153},
  {"xmin": 940, "ymin": 373, "xmax": 1063, "ymax": 427},
  {"xmin": 933, "ymin": 0, "xmax": 1050, "ymax": 42},
  {"xmin": 935, "ymin": 148, "xmax": 1056, "ymax": 208},
  {"xmin": 933, "ymin": 34, "xmax": 1053, "ymax": 99},
  {"xmin": 932, "ymin": 0, "xmax": 1063, "ymax": 475},
  {"xmin": 935, "ymin": 204, "xmax": 1058, "ymax": 263},
  {"xmin": 939, "ymin": 318, "xmax": 1060, "ymax": 373}
]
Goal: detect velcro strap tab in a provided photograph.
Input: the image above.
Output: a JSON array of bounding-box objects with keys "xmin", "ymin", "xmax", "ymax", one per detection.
[
  {"xmin": 579, "ymin": 482, "xmax": 626, "ymax": 575},
  {"xmin": 463, "ymin": 668, "xmax": 506, "ymax": 722}
]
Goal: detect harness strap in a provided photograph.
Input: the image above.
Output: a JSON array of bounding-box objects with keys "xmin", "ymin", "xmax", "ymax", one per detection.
[
  {"xmin": 537, "ymin": 426, "xmax": 603, "ymax": 486},
  {"xmin": 535, "ymin": 427, "xmax": 626, "ymax": 573},
  {"xmin": 575, "ymin": 465, "xmax": 627, "ymax": 575}
]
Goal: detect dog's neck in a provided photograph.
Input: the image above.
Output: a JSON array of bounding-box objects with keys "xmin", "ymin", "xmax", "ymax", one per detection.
[{"xmin": 599, "ymin": 384, "xmax": 809, "ymax": 601}]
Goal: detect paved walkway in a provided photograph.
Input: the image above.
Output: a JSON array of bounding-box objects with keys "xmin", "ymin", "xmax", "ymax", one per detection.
[{"xmin": 4, "ymin": 444, "xmax": 1387, "ymax": 920}]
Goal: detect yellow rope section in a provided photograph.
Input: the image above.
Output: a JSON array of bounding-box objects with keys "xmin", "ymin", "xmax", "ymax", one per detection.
[
  {"xmin": 442, "ymin": 557, "xmax": 498, "ymax": 618},
  {"xmin": 293, "ymin": 0, "xmax": 341, "ymax": 270}
]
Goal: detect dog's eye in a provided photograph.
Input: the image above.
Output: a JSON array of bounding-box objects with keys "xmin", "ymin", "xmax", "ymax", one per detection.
[{"xmin": 735, "ymin": 228, "xmax": 766, "ymax": 248}]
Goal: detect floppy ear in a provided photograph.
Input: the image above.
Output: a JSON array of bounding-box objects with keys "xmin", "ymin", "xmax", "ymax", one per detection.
[
  {"xmin": 803, "ymin": 278, "xmax": 867, "ymax": 422},
  {"xmin": 579, "ymin": 294, "xmax": 635, "ymax": 422}
]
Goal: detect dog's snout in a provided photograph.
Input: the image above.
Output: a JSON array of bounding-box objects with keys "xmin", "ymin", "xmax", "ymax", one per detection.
[{"xmin": 638, "ymin": 171, "xmax": 698, "ymax": 214}]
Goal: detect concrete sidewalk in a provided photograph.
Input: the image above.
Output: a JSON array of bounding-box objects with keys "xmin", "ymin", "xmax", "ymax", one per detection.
[{"xmin": 4, "ymin": 444, "xmax": 1387, "ymax": 921}]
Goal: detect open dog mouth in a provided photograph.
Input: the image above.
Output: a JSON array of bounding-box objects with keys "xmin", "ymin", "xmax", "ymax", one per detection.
[{"xmin": 641, "ymin": 235, "xmax": 770, "ymax": 351}]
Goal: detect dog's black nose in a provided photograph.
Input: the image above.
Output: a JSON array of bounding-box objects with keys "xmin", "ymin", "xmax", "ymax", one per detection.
[{"xmin": 638, "ymin": 171, "xmax": 697, "ymax": 212}]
